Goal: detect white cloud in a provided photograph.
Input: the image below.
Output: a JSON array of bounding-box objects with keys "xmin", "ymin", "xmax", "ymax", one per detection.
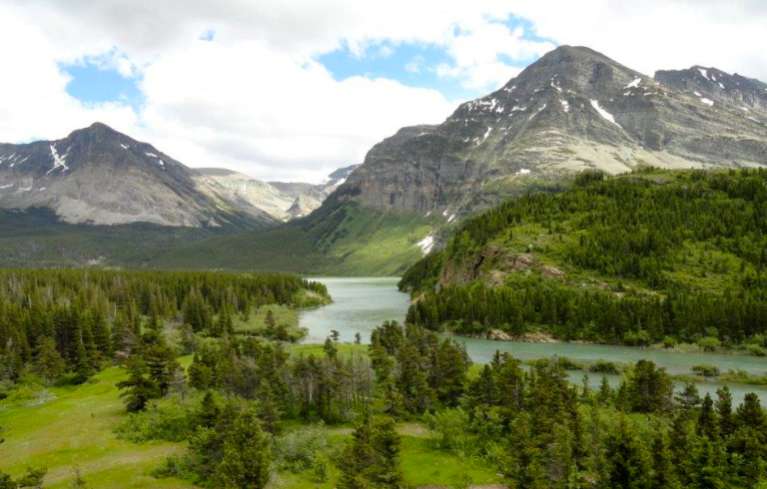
[
  {"xmin": 0, "ymin": 6, "xmax": 138, "ymax": 143},
  {"xmin": 136, "ymin": 40, "xmax": 453, "ymax": 182},
  {"xmin": 2, "ymin": 0, "xmax": 767, "ymax": 182}
]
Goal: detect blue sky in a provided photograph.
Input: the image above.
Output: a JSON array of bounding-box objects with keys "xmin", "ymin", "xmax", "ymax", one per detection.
[
  {"xmin": 63, "ymin": 62, "xmax": 144, "ymax": 109},
  {"xmin": 62, "ymin": 16, "xmax": 551, "ymax": 108}
]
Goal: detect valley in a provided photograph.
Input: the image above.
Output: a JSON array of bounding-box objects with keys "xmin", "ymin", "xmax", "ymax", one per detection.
[{"xmin": 2, "ymin": 38, "xmax": 767, "ymax": 489}]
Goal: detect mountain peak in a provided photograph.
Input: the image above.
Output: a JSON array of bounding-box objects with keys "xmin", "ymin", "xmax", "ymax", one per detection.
[{"xmin": 72, "ymin": 122, "xmax": 121, "ymax": 137}]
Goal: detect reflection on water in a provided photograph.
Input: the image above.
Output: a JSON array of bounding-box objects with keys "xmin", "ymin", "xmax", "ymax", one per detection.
[{"xmin": 301, "ymin": 277, "xmax": 767, "ymax": 404}]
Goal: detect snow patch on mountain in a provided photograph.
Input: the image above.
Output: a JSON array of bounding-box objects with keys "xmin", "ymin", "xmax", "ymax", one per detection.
[
  {"xmin": 590, "ymin": 100, "xmax": 622, "ymax": 128},
  {"xmin": 47, "ymin": 144, "xmax": 69, "ymax": 175}
]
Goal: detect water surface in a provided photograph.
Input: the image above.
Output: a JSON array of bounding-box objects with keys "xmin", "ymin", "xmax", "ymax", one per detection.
[{"xmin": 301, "ymin": 277, "xmax": 767, "ymax": 403}]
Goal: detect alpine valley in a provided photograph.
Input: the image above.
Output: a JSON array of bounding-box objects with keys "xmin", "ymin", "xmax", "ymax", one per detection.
[{"xmin": 1, "ymin": 45, "xmax": 766, "ymax": 272}]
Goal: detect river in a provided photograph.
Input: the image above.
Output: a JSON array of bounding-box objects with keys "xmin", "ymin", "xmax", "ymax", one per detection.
[{"xmin": 300, "ymin": 277, "xmax": 767, "ymax": 404}]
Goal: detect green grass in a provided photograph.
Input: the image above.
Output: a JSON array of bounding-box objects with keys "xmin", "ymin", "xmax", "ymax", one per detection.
[
  {"xmin": 145, "ymin": 202, "xmax": 434, "ymax": 276},
  {"xmin": 269, "ymin": 423, "xmax": 501, "ymax": 488},
  {"xmin": 287, "ymin": 342, "xmax": 368, "ymax": 359},
  {"xmin": 0, "ymin": 367, "xmax": 193, "ymax": 489},
  {"xmin": 235, "ymin": 304, "xmax": 303, "ymax": 339},
  {"xmin": 1, "ymin": 362, "xmax": 501, "ymax": 488}
]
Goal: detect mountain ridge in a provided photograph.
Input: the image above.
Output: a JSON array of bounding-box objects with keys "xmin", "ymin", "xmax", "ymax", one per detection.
[
  {"xmin": 0, "ymin": 123, "xmax": 358, "ymax": 228},
  {"xmin": 332, "ymin": 45, "xmax": 767, "ymax": 225}
]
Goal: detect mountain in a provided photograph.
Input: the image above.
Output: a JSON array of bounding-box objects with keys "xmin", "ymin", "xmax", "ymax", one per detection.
[
  {"xmin": 269, "ymin": 164, "xmax": 360, "ymax": 218},
  {"xmin": 0, "ymin": 123, "xmax": 274, "ymax": 228},
  {"xmin": 334, "ymin": 46, "xmax": 767, "ymax": 224},
  {"xmin": 4, "ymin": 46, "xmax": 767, "ymax": 273},
  {"xmin": 145, "ymin": 45, "xmax": 767, "ymax": 275},
  {"xmin": 193, "ymin": 164, "xmax": 359, "ymax": 222}
]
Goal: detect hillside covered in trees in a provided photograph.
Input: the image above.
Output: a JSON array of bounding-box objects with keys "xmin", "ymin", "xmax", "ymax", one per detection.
[{"xmin": 401, "ymin": 169, "xmax": 767, "ymax": 347}]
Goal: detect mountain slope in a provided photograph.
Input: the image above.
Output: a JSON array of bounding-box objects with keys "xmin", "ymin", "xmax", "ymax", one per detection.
[
  {"xmin": 0, "ymin": 123, "xmax": 274, "ymax": 228},
  {"xmin": 156, "ymin": 46, "xmax": 767, "ymax": 275},
  {"xmin": 335, "ymin": 46, "xmax": 767, "ymax": 224},
  {"xmin": 400, "ymin": 168, "xmax": 767, "ymax": 346}
]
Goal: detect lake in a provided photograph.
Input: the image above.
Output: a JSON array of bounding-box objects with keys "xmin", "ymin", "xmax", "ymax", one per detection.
[{"xmin": 300, "ymin": 277, "xmax": 767, "ymax": 403}]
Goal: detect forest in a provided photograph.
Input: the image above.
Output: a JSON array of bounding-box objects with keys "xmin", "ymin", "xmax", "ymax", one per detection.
[
  {"xmin": 401, "ymin": 169, "xmax": 767, "ymax": 347},
  {"xmin": 2, "ymin": 270, "xmax": 767, "ymax": 489}
]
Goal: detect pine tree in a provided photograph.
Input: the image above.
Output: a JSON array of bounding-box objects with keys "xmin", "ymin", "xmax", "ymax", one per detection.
[
  {"xmin": 715, "ymin": 386, "xmax": 734, "ymax": 439},
  {"xmin": 369, "ymin": 416, "xmax": 403, "ymax": 488},
  {"xmin": 117, "ymin": 357, "xmax": 158, "ymax": 412},
  {"xmin": 213, "ymin": 408, "xmax": 271, "ymax": 489},
  {"xmin": 33, "ymin": 336, "xmax": 65, "ymax": 385},
  {"xmin": 263, "ymin": 309, "xmax": 276, "ymax": 336},
  {"xmin": 603, "ymin": 418, "xmax": 652, "ymax": 489},
  {"xmin": 698, "ymin": 393, "xmax": 718, "ymax": 439},
  {"xmin": 650, "ymin": 433, "xmax": 681, "ymax": 489},
  {"xmin": 195, "ymin": 391, "xmax": 220, "ymax": 429},
  {"xmin": 338, "ymin": 414, "xmax": 402, "ymax": 489},
  {"xmin": 141, "ymin": 331, "xmax": 179, "ymax": 396}
]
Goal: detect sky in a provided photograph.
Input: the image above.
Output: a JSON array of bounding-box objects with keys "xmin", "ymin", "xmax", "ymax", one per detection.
[{"xmin": 2, "ymin": 1, "xmax": 767, "ymax": 183}]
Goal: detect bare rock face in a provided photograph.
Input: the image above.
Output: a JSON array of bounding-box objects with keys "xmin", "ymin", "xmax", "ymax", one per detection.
[
  {"xmin": 333, "ymin": 46, "xmax": 767, "ymax": 223},
  {"xmin": 0, "ymin": 123, "xmax": 358, "ymax": 227},
  {"xmin": 0, "ymin": 123, "xmax": 273, "ymax": 227}
]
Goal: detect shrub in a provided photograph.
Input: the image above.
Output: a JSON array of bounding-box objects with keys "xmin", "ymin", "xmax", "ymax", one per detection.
[
  {"xmin": 662, "ymin": 336, "xmax": 677, "ymax": 349},
  {"xmin": 114, "ymin": 399, "xmax": 193, "ymax": 442},
  {"xmin": 623, "ymin": 330, "xmax": 651, "ymax": 347},
  {"xmin": 424, "ymin": 408, "xmax": 473, "ymax": 452},
  {"xmin": 691, "ymin": 365, "xmax": 720, "ymax": 377},
  {"xmin": 697, "ymin": 336, "xmax": 721, "ymax": 352},
  {"xmin": 274, "ymin": 424, "xmax": 329, "ymax": 472},
  {"xmin": 746, "ymin": 344, "xmax": 767, "ymax": 357},
  {"xmin": 589, "ymin": 361, "xmax": 620, "ymax": 375}
]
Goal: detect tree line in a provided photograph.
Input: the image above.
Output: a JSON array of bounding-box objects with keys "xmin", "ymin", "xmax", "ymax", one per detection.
[
  {"xmin": 401, "ymin": 169, "xmax": 767, "ymax": 345},
  {"xmin": 0, "ymin": 269, "xmax": 327, "ymax": 387}
]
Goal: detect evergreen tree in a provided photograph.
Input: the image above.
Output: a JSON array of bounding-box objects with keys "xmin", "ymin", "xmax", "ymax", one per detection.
[
  {"xmin": 338, "ymin": 414, "xmax": 403, "ymax": 489},
  {"xmin": 650, "ymin": 433, "xmax": 681, "ymax": 489},
  {"xmin": 141, "ymin": 331, "xmax": 180, "ymax": 396},
  {"xmin": 213, "ymin": 408, "xmax": 271, "ymax": 489},
  {"xmin": 698, "ymin": 393, "xmax": 718, "ymax": 439},
  {"xmin": 117, "ymin": 357, "xmax": 158, "ymax": 412},
  {"xmin": 33, "ymin": 336, "xmax": 65, "ymax": 385},
  {"xmin": 603, "ymin": 418, "xmax": 651, "ymax": 489},
  {"xmin": 715, "ymin": 387, "xmax": 734, "ymax": 439}
]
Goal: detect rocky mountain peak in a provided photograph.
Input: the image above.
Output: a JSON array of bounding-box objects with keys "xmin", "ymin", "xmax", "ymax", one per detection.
[
  {"xmin": 334, "ymin": 45, "xmax": 767, "ymax": 226},
  {"xmin": 655, "ymin": 66, "xmax": 767, "ymax": 115}
]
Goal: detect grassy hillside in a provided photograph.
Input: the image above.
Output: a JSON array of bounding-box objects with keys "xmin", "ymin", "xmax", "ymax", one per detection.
[
  {"xmin": 0, "ymin": 365, "xmax": 195, "ymax": 489},
  {"xmin": 148, "ymin": 201, "xmax": 435, "ymax": 276},
  {"xmin": 402, "ymin": 168, "xmax": 767, "ymax": 347},
  {"xmin": 0, "ymin": 202, "xmax": 435, "ymax": 276},
  {"xmin": 0, "ymin": 349, "xmax": 501, "ymax": 489}
]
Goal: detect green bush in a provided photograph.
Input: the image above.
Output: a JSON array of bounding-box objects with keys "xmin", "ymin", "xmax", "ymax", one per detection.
[
  {"xmin": 274, "ymin": 424, "xmax": 329, "ymax": 472},
  {"xmin": 691, "ymin": 365, "xmax": 720, "ymax": 377},
  {"xmin": 589, "ymin": 361, "xmax": 620, "ymax": 375},
  {"xmin": 662, "ymin": 336, "xmax": 677, "ymax": 349},
  {"xmin": 114, "ymin": 399, "xmax": 193, "ymax": 442},
  {"xmin": 697, "ymin": 336, "xmax": 721, "ymax": 352},
  {"xmin": 424, "ymin": 408, "xmax": 473, "ymax": 452},
  {"xmin": 745, "ymin": 344, "xmax": 767, "ymax": 357},
  {"xmin": 623, "ymin": 330, "xmax": 651, "ymax": 347}
]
